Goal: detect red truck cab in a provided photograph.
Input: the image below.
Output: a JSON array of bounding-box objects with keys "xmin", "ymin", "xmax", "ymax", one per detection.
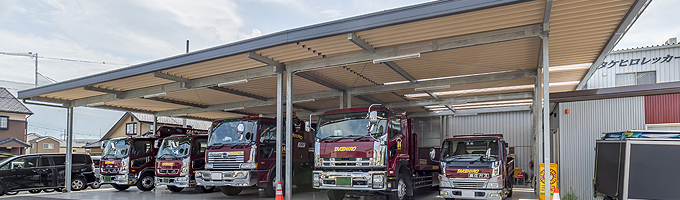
[
  {"xmin": 154, "ymin": 132, "xmax": 214, "ymax": 193},
  {"xmin": 99, "ymin": 126, "xmax": 199, "ymax": 191},
  {"xmin": 438, "ymin": 134, "xmax": 514, "ymax": 200},
  {"xmin": 311, "ymin": 106, "xmax": 439, "ymax": 200},
  {"xmin": 195, "ymin": 115, "xmax": 312, "ymax": 196}
]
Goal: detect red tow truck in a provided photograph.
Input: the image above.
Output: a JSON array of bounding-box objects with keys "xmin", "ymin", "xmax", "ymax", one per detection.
[
  {"xmin": 437, "ymin": 134, "xmax": 514, "ymax": 200},
  {"xmin": 195, "ymin": 115, "xmax": 313, "ymax": 196},
  {"xmin": 308, "ymin": 105, "xmax": 440, "ymax": 200},
  {"xmin": 99, "ymin": 126, "xmax": 202, "ymax": 191},
  {"xmin": 154, "ymin": 132, "xmax": 215, "ymax": 193}
]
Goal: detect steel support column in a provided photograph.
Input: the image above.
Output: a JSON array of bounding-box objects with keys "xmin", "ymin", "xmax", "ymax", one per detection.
[
  {"xmin": 153, "ymin": 114, "xmax": 157, "ymax": 133},
  {"xmin": 339, "ymin": 92, "xmax": 344, "ymax": 109},
  {"xmin": 346, "ymin": 92, "xmax": 352, "ymax": 108},
  {"xmin": 275, "ymin": 72, "xmax": 283, "ymax": 189},
  {"xmin": 541, "ymin": 34, "xmax": 551, "ymax": 200},
  {"xmin": 533, "ymin": 67, "xmax": 543, "ymax": 192},
  {"xmin": 65, "ymin": 107, "xmax": 74, "ymax": 193},
  {"xmin": 285, "ymin": 70, "xmax": 293, "ymax": 200}
]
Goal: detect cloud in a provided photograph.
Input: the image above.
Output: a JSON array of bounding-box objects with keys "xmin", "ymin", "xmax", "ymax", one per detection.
[
  {"xmin": 615, "ymin": 0, "xmax": 680, "ymax": 50},
  {"xmin": 249, "ymin": 29, "xmax": 262, "ymax": 38},
  {"xmin": 0, "ymin": 0, "xmax": 13, "ymax": 20},
  {"xmin": 319, "ymin": 9, "xmax": 342, "ymax": 19}
]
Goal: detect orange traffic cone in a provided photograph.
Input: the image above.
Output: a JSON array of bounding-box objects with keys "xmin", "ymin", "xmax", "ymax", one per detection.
[
  {"xmin": 275, "ymin": 181, "xmax": 283, "ymax": 200},
  {"xmin": 552, "ymin": 187, "xmax": 561, "ymax": 200}
]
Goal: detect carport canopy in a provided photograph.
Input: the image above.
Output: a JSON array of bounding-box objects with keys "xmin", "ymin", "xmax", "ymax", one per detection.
[{"xmin": 17, "ymin": 0, "xmax": 648, "ymax": 198}]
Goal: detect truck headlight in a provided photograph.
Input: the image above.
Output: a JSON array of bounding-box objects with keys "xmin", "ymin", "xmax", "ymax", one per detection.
[
  {"xmin": 240, "ymin": 162, "xmax": 257, "ymax": 169},
  {"xmin": 205, "ymin": 163, "xmax": 213, "ymax": 169},
  {"xmin": 313, "ymin": 173, "xmax": 321, "ymax": 186},
  {"xmin": 232, "ymin": 171, "xmax": 248, "ymax": 179},
  {"xmin": 439, "ymin": 175, "xmax": 451, "ymax": 188},
  {"xmin": 372, "ymin": 174, "xmax": 384, "ymax": 183},
  {"xmin": 485, "ymin": 176, "xmax": 502, "ymax": 189}
]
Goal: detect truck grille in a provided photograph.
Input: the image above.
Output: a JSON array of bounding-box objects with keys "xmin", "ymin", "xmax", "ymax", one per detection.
[
  {"xmin": 208, "ymin": 152, "xmax": 244, "ymax": 170},
  {"xmin": 452, "ymin": 181, "xmax": 485, "ymax": 189},
  {"xmin": 157, "ymin": 169, "xmax": 179, "ymax": 174},
  {"xmin": 101, "ymin": 168, "xmax": 118, "ymax": 173},
  {"xmin": 322, "ymin": 158, "xmax": 370, "ymax": 167}
]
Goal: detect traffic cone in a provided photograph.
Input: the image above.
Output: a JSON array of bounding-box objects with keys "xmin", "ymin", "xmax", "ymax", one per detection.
[
  {"xmin": 552, "ymin": 187, "xmax": 561, "ymax": 200},
  {"xmin": 275, "ymin": 181, "xmax": 283, "ymax": 200}
]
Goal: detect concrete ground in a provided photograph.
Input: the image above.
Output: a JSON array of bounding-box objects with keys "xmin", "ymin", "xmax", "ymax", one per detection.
[{"xmin": 0, "ymin": 185, "xmax": 538, "ymax": 200}]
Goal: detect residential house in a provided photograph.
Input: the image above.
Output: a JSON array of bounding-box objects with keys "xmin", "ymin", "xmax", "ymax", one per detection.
[
  {"xmin": 0, "ymin": 87, "xmax": 32, "ymax": 157},
  {"xmin": 27, "ymin": 135, "xmax": 61, "ymax": 154},
  {"xmin": 83, "ymin": 112, "xmax": 210, "ymax": 156}
]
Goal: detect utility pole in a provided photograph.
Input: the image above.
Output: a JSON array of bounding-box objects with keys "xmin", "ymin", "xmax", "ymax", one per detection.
[{"xmin": 29, "ymin": 52, "xmax": 38, "ymax": 87}]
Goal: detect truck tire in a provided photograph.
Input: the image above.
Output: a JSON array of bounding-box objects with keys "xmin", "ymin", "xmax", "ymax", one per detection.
[
  {"xmin": 167, "ymin": 185, "xmax": 184, "ymax": 192},
  {"xmin": 199, "ymin": 186, "xmax": 215, "ymax": 193},
  {"xmin": 387, "ymin": 176, "xmax": 407, "ymax": 200},
  {"xmin": 219, "ymin": 186, "xmax": 242, "ymax": 196},
  {"xmin": 89, "ymin": 180, "xmax": 101, "ymax": 189},
  {"xmin": 112, "ymin": 184, "xmax": 130, "ymax": 191},
  {"xmin": 327, "ymin": 190, "xmax": 346, "ymax": 200},
  {"xmin": 264, "ymin": 172, "xmax": 279, "ymax": 197},
  {"xmin": 136, "ymin": 173, "xmax": 155, "ymax": 191}
]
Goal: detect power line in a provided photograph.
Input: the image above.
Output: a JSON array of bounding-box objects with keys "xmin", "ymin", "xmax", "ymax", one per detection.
[{"xmin": 0, "ymin": 51, "xmax": 129, "ymax": 66}]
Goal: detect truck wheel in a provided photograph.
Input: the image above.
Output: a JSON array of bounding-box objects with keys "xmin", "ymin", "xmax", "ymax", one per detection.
[
  {"xmin": 89, "ymin": 180, "xmax": 101, "ymax": 189},
  {"xmin": 167, "ymin": 185, "xmax": 184, "ymax": 192},
  {"xmin": 136, "ymin": 173, "xmax": 155, "ymax": 191},
  {"xmin": 264, "ymin": 173, "xmax": 279, "ymax": 197},
  {"xmin": 327, "ymin": 190, "xmax": 346, "ymax": 200},
  {"xmin": 112, "ymin": 184, "xmax": 130, "ymax": 191},
  {"xmin": 71, "ymin": 178, "xmax": 86, "ymax": 191},
  {"xmin": 387, "ymin": 177, "xmax": 407, "ymax": 200},
  {"xmin": 199, "ymin": 186, "xmax": 215, "ymax": 193},
  {"xmin": 219, "ymin": 186, "xmax": 242, "ymax": 196}
]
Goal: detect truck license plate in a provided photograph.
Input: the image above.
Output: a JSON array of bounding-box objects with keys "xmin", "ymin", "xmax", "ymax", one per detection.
[
  {"xmin": 163, "ymin": 178, "xmax": 170, "ymax": 183},
  {"xmin": 335, "ymin": 177, "xmax": 351, "ymax": 186},
  {"xmin": 468, "ymin": 173, "xmax": 489, "ymax": 178},
  {"xmin": 104, "ymin": 176, "xmax": 112, "ymax": 182},
  {"xmin": 462, "ymin": 190, "xmax": 474, "ymax": 198},
  {"xmin": 211, "ymin": 172, "xmax": 222, "ymax": 180}
]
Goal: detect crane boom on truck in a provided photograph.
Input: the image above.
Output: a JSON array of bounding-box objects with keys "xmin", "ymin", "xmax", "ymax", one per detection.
[{"xmin": 308, "ymin": 105, "xmax": 439, "ymax": 200}]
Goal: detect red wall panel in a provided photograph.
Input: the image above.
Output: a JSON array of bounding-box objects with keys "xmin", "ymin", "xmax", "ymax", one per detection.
[{"xmin": 645, "ymin": 93, "xmax": 680, "ymax": 124}]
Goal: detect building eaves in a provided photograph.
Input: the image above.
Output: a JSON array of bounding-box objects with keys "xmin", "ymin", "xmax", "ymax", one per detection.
[
  {"xmin": 552, "ymin": 81, "xmax": 680, "ymax": 103},
  {"xmin": 0, "ymin": 88, "xmax": 33, "ymax": 115},
  {"xmin": 610, "ymin": 42, "xmax": 680, "ymax": 55},
  {"xmin": 0, "ymin": 138, "xmax": 32, "ymax": 148}
]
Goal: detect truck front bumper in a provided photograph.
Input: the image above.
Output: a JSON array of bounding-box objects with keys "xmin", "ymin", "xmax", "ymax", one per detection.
[
  {"xmin": 100, "ymin": 174, "xmax": 137, "ymax": 185},
  {"xmin": 195, "ymin": 170, "xmax": 257, "ymax": 187},
  {"xmin": 312, "ymin": 170, "xmax": 391, "ymax": 191},
  {"xmin": 155, "ymin": 175, "xmax": 194, "ymax": 188},
  {"xmin": 439, "ymin": 188, "xmax": 503, "ymax": 200}
]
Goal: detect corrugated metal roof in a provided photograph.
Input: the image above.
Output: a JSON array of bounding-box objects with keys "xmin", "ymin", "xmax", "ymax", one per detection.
[
  {"xmin": 0, "ymin": 88, "xmax": 33, "ymax": 114},
  {"xmin": 132, "ymin": 112, "xmax": 211, "ymax": 130}
]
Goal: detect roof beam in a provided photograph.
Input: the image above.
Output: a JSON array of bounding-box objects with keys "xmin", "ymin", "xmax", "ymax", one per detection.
[
  {"xmin": 407, "ymin": 105, "xmax": 530, "ymax": 118},
  {"xmin": 83, "ymin": 86, "xmax": 124, "ymax": 99},
  {"xmin": 152, "ymin": 72, "xmax": 192, "ymax": 88},
  {"xmin": 348, "ymin": 69, "xmax": 536, "ymax": 95},
  {"xmin": 224, "ymin": 110, "xmax": 257, "ymax": 116},
  {"xmin": 295, "ymin": 71, "xmax": 383, "ymax": 105},
  {"xmin": 70, "ymin": 66, "xmax": 278, "ymax": 107},
  {"xmin": 157, "ymin": 90, "xmax": 341, "ymax": 116},
  {"xmin": 208, "ymin": 86, "xmax": 268, "ymax": 101},
  {"xmin": 385, "ymin": 92, "xmax": 533, "ymax": 109},
  {"xmin": 247, "ymin": 52, "xmax": 285, "ymax": 73},
  {"xmin": 382, "ymin": 61, "xmax": 417, "ymax": 83},
  {"xmin": 348, "ymin": 33, "xmax": 376, "ymax": 54},
  {"xmin": 288, "ymin": 24, "xmax": 542, "ymax": 72},
  {"xmin": 576, "ymin": 0, "xmax": 649, "ymax": 90},
  {"xmin": 144, "ymin": 97, "xmax": 207, "ymax": 108},
  {"xmin": 25, "ymin": 97, "xmax": 71, "ymax": 107}
]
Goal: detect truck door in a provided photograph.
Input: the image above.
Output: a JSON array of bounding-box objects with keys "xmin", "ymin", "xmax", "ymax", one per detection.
[
  {"xmin": 192, "ymin": 137, "xmax": 208, "ymax": 170},
  {"xmin": 258, "ymin": 121, "xmax": 278, "ymax": 183}
]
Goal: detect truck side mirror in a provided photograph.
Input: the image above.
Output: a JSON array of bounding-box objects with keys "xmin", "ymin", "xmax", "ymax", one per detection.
[
  {"xmin": 305, "ymin": 121, "xmax": 312, "ymax": 132},
  {"xmin": 100, "ymin": 142, "xmax": 105, "ymax": 150},
  {"xmin": 429, "ymin": 148, "xmax": 438, "ymax": 162},
  {"xmin": 237, "ymin": 123, "xmax": 245, "ymax": 134},
  {"xmin": 485, "ymin": 148, "xmax": 491, "ymax": 160},
  {"xmin": 154, "ymin": 140, "xmax": 160, "ymax": 149},
  {"xmin": 368, "ymin": 111, "xmax": 378, "ymax": 124},
  {"xmin": 244, "ymin": 132, "xmax": 253, "ymax": 141}
]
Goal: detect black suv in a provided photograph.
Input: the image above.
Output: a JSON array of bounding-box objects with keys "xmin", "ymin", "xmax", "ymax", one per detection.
[{"xmin": 0, "ymin": 153, "xmax": 96, "ymax": 195}]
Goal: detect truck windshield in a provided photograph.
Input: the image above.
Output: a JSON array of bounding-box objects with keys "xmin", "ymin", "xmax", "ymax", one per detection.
[
  {"xmin": 102, "ymin": 139, "xmax": 131, "ymax": 159},
  {"xmin": 441, "ymin": 139, "xmax": 500, "ymax": 162},
  {"xmin": 316, "ymin": 111, "xmax": 387, "ymax": 139},
  {"xmin": 157, "ymin": 137, "xmax": 192, "ymax": 159},
  {"xmin": 209, "ymin": 121, "xmax": 257, "ymax": 146}
]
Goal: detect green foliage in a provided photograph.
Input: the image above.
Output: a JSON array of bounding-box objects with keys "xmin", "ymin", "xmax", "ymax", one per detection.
[{"xmin": 561, "ymin": 187, "xmax": 580, "ymax": 200}]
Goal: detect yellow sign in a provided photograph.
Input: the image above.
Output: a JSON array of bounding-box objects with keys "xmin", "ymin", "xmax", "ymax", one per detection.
[
  {"xmin": 334, "ymin": 146, "xmax": 357, "ymax": 151},
  {"xmin": 227, "ymin": 151, "xmax": 244, "ymax": 156},
  {"xmin": 539, "ymin": 163, "xmax": 558, "ymax": 200},
  {"xmin": 161, "ymin": 162, "xmax": 174, "ymax": 166},
  {"xmin": 104, "ymin": 161, "xmax": 114, "ymax": 164},
  {"xmin": 457, "ymin": 169, "xmax": 480, "ymax": 173}
]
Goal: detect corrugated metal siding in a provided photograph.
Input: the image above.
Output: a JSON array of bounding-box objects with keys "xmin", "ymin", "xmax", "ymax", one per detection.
[
  {"xmin": 586, "ymin": 45, "xmax": 680, "ymax": 89},
  {"xmin": 412, "ymin": 117, "xmax": 442, "ymax": 148},
  {"xmin": 558, "ymin": 97, "xmax": 645, "ymax": 200},
  {"xmin": 645, "ymin": 93, "xmax": 680, "ymax": 124},
  {"xmin": 446, "ymin": 111, "xmax": 533, "ymax": 171}
]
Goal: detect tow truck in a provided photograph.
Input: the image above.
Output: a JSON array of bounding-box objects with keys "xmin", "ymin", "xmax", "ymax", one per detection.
[
  {"xmin": 307, "ymin": 105, "xmax": 440, "ymax": 200},
  {"xmin": 99, "ymin": 126, "xmax": 203, "ymax": 191},
  {"xmin": 154, "ymin": 132, "xmax": 215, "ymax": 193},
  {"xmin": 196, "ymin": 115, "xmax": 313, "ymax": 196},
  {"xmin": 438, "ymin": 134, "xmax": 514, "ymax": 200}
]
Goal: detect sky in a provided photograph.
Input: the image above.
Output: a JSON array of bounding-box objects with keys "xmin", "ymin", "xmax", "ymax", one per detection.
[{"xmin": 0, "ymin": 0, "xmax": 678, "ymax": 140}]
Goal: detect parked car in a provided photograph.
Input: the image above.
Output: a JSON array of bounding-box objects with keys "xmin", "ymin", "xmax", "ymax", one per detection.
[{"xmin": 0, "ymin": 153, "xmax": 97, "ymax": 195}]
